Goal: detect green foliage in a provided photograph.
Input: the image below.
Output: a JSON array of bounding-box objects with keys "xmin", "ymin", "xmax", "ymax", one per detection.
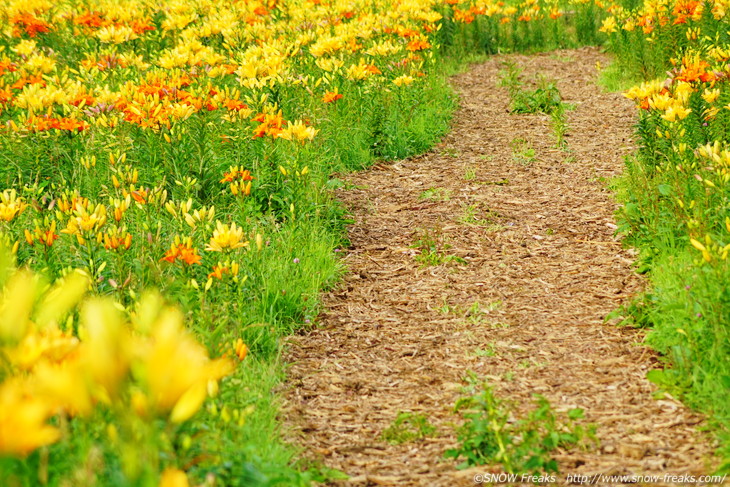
[
  {"xmin": 510, "ymin": 137, "xmax": 536, "ymax": 165},
  {"xmin": 419, "ymin": 187, "xmax": 452, "ymax": 201},
  {"xmin": 498, "ymin": 61, "xmax": 524, "ymax": 98},
  {"xmin": 473, "ymin": 344, "xmax": 497, "ymax": 357},
  {"xmin": 575, "ymin": 2, "xmax": 602, "ymax": 46},
  {"xmin": 510, "ymin": 79, "xmax": 563, "ymax": 115},
  {"xmin": 0, "ymin": 33, "xmax": 462, "ymax": 487},
  {"xmin": 614, "ymin": 112, "xmax": 730, "ymax": 462},
  {"xmin": 446, "ymin": 379, "xmax": 596, "ymax": 474},
  {"xmin": 411, "ymin": 229, "xmax": 467, "ymax": 267},
  {"xmin": 382, "ymin": 412, "xmax": 437, "ymax": 444},
  {"xmin": 499, "ymin": 65, "xmax": 570, "ymax": 149},
  {"xmin": 597, "ymin": 61, "xmax": 643, "ymax": 93},
  {"xmin": 606, "ymin": 0, "xmax": 730, "ymax": 455},
  {"xmin": 550, "ymin": 103, "xmax": 569, "ymax": 150}
]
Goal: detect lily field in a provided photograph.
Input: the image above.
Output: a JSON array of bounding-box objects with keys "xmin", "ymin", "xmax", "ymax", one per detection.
[{"xmin": 0, "ymin": 0, "xmax": 728, "ymax": 484}]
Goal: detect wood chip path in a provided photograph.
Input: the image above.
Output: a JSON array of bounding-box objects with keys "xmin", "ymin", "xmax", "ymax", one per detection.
[{"xmin": 283, "ymin": 48, "xmax": 719, "ymax": 486}]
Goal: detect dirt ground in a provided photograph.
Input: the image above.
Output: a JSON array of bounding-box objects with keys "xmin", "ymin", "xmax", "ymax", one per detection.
[{"xmin": 283, "ymin": 47, "xmax": 720, "ymax": 486}]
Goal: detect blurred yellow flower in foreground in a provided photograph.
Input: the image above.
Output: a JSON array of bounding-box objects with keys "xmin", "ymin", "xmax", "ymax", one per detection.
[
  {"xmin": 0, "ymin": 269, "xmax": 36, "ymax": 345},
  {"xmin": 0, "ymin": 378, "xmax": 60, "ymax": 457},
  {"xmin": 137, "ymin": 305, "xmax": 235, "ymax": 422},
  {"xmin": 159, "ymin": 467, "xmax": 189, "ymax": 487},
  {"xmin": 0, "ymin": 249, "xmax": 236, "ymax": 456},
  {"xmin": 80, "ymin": 299, "xmax": 131, "ymax": 401}
]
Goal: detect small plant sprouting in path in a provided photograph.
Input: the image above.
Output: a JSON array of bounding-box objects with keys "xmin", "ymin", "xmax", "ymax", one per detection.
[
  {"xmin": 497, "ymin": 61, "xmax": 524, "ymax": 99},
  {"xmin": 499, "ymin": 61, "xmax": 572, "ymax": 150},
  {"xmin": 419, "ymin": 186, "xmax": 452, "ymax": 202},
  {"xmin": 511, "ymin": 137, "xmax": 536, "ymax": 165},
  {"xmin": 411, "ymin": 229, "xmax": 466, "ymax": 267},
  {"xmin": 510, "ymin": 76, "xmax": 563, "ymax": 115},
  {"xmin": 382, "ymin": 412, "xmax": 437, "ymax": 445},
  {"xmin": 498, "ymin": 62, "xmax": 562, "ymax": 115},
  {"xmin": 551, "ymin": 103, "xmax": 569, "ymax": 150},
  {"xmin": 446, "ymin": 376, "xmax": 596, "ymax": 475}
]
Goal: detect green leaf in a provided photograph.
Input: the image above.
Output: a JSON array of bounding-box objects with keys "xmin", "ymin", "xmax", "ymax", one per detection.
[
  {"xmin": 567, "ymin": 408, "xmax": 584, "ymax": 420},
  {"xmin": 646, "ymin": 369, "xmax": 667, "ymax": 385}
]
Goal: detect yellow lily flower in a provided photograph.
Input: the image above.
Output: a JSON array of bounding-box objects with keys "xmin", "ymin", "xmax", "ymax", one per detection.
[
  {"xmin": 138, "ymin": 306, "xmax": 234, "ymax": 422},
  {"xmin": 0, "ymin": 378, "xmax": 60, "ymax": 457},
  {"xmin": 0, "ymin": 189, "xmax": 28, "ymax": 223},
  {"xmin": 205, "ymin": 221, "xmax": 248, "ymax": 252},
  {"xmin": 159, "ymin": 467, "xmax": 189, "ymax": 487}
]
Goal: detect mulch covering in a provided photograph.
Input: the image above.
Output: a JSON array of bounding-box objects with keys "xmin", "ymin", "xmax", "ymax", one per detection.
[{"xmin": 282, "ymin": 48, "xmax": 719, "ymax": 486}]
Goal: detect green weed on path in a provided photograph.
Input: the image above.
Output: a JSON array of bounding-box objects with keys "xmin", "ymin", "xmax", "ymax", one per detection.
[{"xmin": 446, "ymin": 377, "xmax": 596, "ymax": 475}]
